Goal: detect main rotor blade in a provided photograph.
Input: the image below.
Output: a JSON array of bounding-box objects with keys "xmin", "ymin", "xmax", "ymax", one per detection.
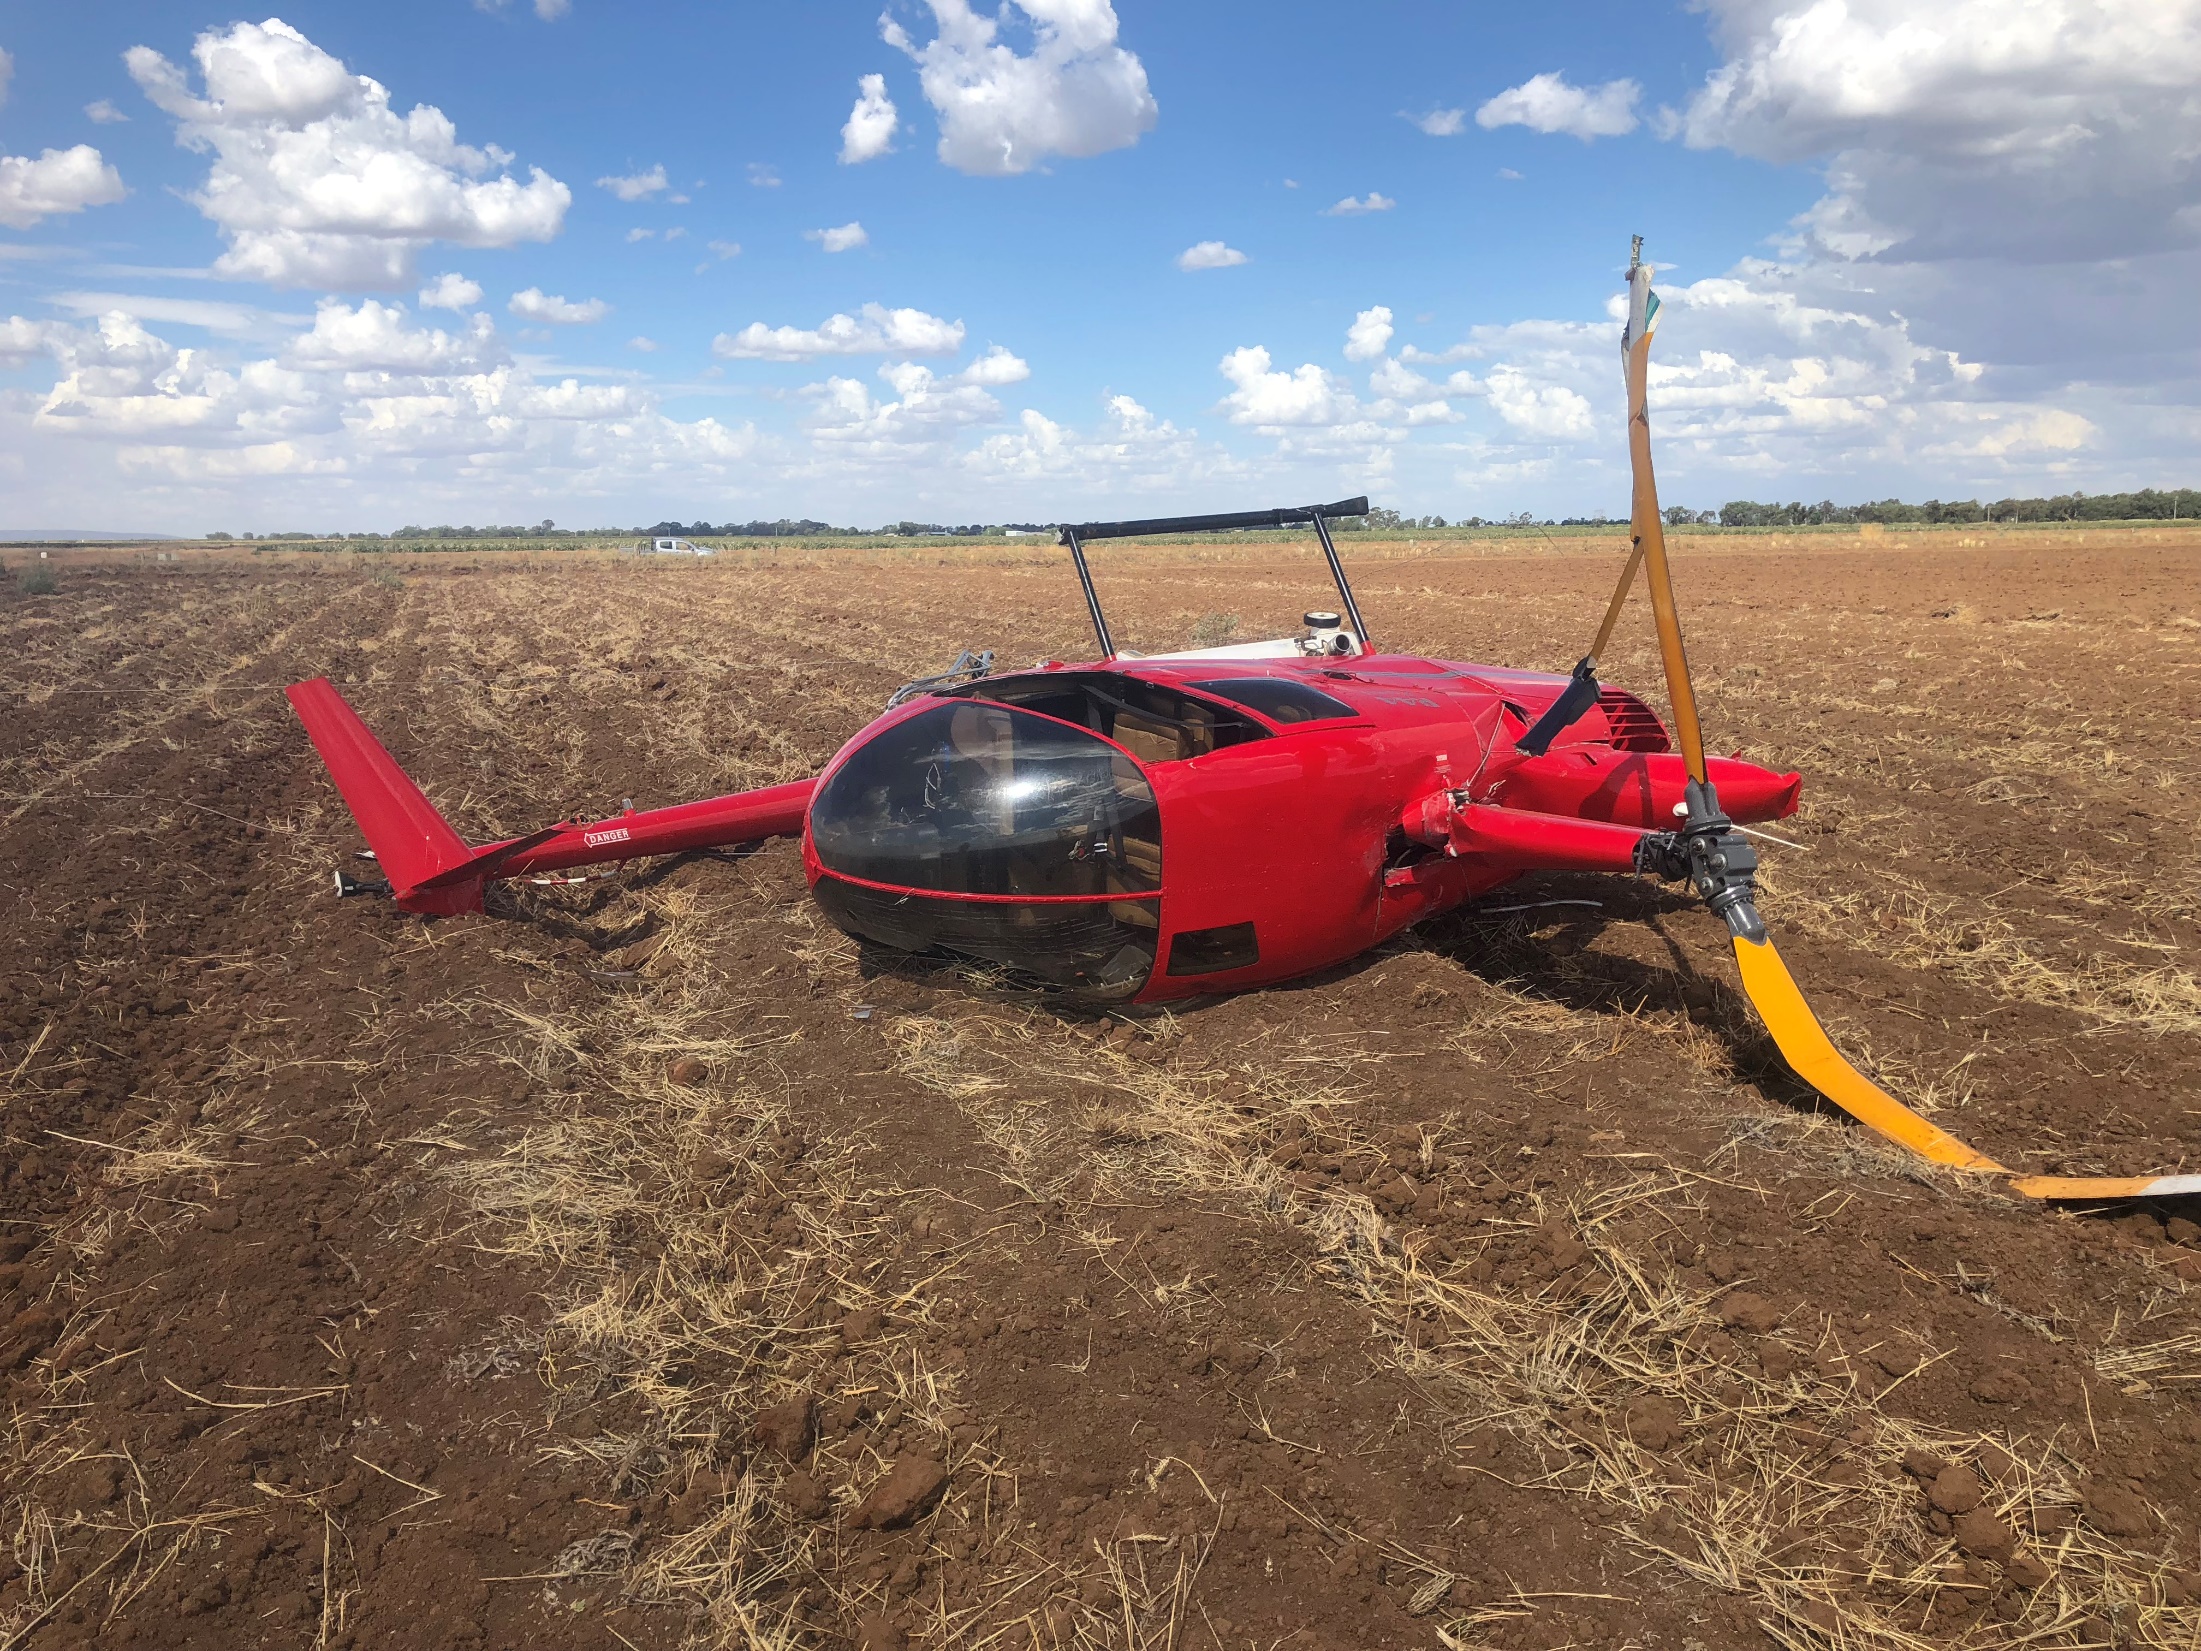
[
  {"xmin": 1622, "ymin": 258, "xmax": 1709, "ymax": 785},
  {"xmin": 1733, "ymin": 932, "xmax": 2201, "ymax": 1202},
  {"xmin": 1611, "ymin": 245, "xmax": 2190, "ymax": 1205},
  {"xmin": 1731, "ymin": 933, "xmax": 2004, "ymax": 1172}
]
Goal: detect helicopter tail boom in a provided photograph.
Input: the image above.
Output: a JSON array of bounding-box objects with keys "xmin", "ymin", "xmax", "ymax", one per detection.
[{"xmin": 287, "ymin": 677, "xmax": 813, "ymax": 913}]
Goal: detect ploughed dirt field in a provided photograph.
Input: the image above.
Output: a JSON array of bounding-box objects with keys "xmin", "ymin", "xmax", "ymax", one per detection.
[{"xmin": 2, "ymin": 526, "xmax": 2198, "ymax": 1651}]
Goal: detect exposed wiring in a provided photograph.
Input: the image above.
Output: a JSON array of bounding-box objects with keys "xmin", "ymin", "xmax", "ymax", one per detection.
[{"xmin": 1733, "ymin": 823, "xmax": 1811, "ymax": 852}]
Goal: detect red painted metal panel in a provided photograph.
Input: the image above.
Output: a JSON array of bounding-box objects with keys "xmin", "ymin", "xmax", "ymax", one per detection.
[
  {"xmin": 1496, "ymin": 750, "xmax": 1801, "ymax": 828},
  {"xmin": 284, "ymin": 678, "xmax": 469, "ymax": 896},
  {"xmin": 490, "ymin": 781, "xmax": 815, "ymax": 879},
  {"xmin": 1446, "ymin": 803, "xmax": 1648, "ymax": 873}
]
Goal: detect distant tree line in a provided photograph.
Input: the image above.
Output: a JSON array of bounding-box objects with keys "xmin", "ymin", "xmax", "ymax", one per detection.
[
  {"xmin": 1358, "ymin": 507, "xmax": 1626, "ymax": 530},
  {"xmin": 1662, "ymin": 488, "xmax": 2201, "ymax": 529},
  {"xmin": 392, "ymin": 520, "xmax": 559, "ymax": 539},
  {"xmin": 199, "ymin": 487, "xmax": 2199, "ymax": 543},
  {"xmin": 647, "ymin": 518, "xmax": 846, "ymax": 537},
  {"xmin": 206, "ymin": 522, "xmax": 569, "ymax": 540}
]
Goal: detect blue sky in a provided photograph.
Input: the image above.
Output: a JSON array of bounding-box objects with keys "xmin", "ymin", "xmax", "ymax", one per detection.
[{"xmin": 2, "ymin": 1, "xmax": 2197, "ymax": 530}]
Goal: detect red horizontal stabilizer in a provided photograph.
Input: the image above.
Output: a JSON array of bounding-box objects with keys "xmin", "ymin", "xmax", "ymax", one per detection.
[{"xmin": 286, "ymin": 677, "xmax": 471, "ymax": 898}]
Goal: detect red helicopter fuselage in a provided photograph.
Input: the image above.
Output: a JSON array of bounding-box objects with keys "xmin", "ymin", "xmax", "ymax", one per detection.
[{"xmin": 790, "ymin": 651, "xmax": 1799, "ymax": 1002}]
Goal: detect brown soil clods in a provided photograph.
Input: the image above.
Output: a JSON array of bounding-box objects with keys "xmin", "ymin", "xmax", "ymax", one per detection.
[
  {"xmin": 1717, "ymin": 1289, "xmax": 1782, "ymax": 1333},
  {"xmin": 1928, "ymin": 1462, "xmax": 1984, "ymax": 1513},
  {"xmin": 2082, "ymin": 1476, "xmax": 2156, "ymax": 1538},
  {"xmin": 1951, "ymin": 1508, "xmax": 2018, "ymax": 1562},
  {"xmin": 848, "ymin": 1456, "xmax": 950, "ymax": 1530},
  {"xmin": 750, "ymin": 1394, "xmax": 818, "ymax": 1459}
]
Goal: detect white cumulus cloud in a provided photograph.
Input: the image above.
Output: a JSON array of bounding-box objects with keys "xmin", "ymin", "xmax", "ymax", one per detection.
[
  {"xmin": 1483, "ymin": 365, "xmax": 1597, "ymax": 440},
  {"xmin": 712, "ymin": 304, "xmax": 966, "ymax": 361},
  {"xmin": 1678, "ymin": 0, "xmax": 2201, "ymax": 261},
  {"xmin": 597, "ymin": 164, "xmax": 667, "ymax": 202},
  {"xmin": 1927, "ymin": 407, "xmax": 2098, "ymax": 459},
  {"xmin": 967, "ymin": 393, "xmax": 1208, "ymax": 488},
  {"xmin": 1344, "ymin": 306, "xmax": 1394, "ymax": 362},
  {"xmin": 1322, "ymin": 193, "xmax": 1395, "ymax": 217},
  {"xmin": 287, "ymin": 299, "xmax": 499, "ymax": 371},
  {"xmin": 1476, "ymin": 73, "xmax": 1641, "ymax": 140},
  {"xmin": 0, "ymin": 314, "xmax": 59, "ymax": 366},
  {"xmin": 841, "ymin": 73, "xmax": 899, "ymax": 164},
  {"xmin": 23, "ymin": 304, "xmax": 757, "ymax": 499},
  {"xmin": 0, "ymin": 145, "xmax": 126, "ymax": 230},
  {"xmin": 1177, "ymin": 240, "xmax": 1247, "ymax": 271},
  {"xmin": 85, "ymin": 99, "xmax": 129, "ymax": 124},
  {"xmin": 1407, "ymin": 108, "xmax": 1465, "ymax": 136},
  {"xmin": 806, "ymin": 221, "xmax": 869, "ymax": 253},
  {"xmin": 883, "ymin": 0, "xmax": 1157, "ymax": 177},
  {"xmin": 807, "ymin": 359, "xmax": 1006, "ymax": 448},
  {"xmin": 419, "ymin": 272, "xmax": 482, "ymax": 310},
  {"xmin": 1365, "ymin": 354, "xmax": 1472, "ymax": 425},
  {"xmin": 508, "ymin": 287, "xmax": 609, "ymax": 324},
  {"xmin": 124, "ymin": 18, "xmax": 569, "ymax": 288},
  {"xmin": 957, "ymin": 344, "xmax": 1031, "ymax": 385},
  {"xmin": 1217, "ymin": 346, "xmax": 1358, "ymax": 428}
]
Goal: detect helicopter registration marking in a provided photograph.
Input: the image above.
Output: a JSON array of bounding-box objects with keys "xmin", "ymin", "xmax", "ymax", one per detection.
[{"xmin": 583, "ymin": 826, "xmax": 632, "ymax": 847}]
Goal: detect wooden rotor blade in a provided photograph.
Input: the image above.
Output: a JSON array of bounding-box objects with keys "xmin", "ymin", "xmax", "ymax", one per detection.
[
  {"xmin": 1622, "ymin": 258, "xmax": 1709, "ymax": 786},
  {"xmin": 1734, "ymin": 933, "xmax": 2201, "ymax": 1202},
  {"xmin": 1614, "ymin": 248, "xmax": 2199, "ymax": 1209},
  {"xmin": 1731, "ymin": 934, "xmax": 2005, "ymax": 1173}
]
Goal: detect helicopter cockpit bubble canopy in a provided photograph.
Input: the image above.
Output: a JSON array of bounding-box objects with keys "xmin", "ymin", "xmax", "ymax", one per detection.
[{"xmin": 807, "ymin": 700, "xmax": 1166, "ymax": 996}]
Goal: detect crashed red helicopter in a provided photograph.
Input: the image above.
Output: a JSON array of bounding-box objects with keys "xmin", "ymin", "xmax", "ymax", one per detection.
[{"xmin": 288, "ymin": 243, "xmax": 2195, "ymax": 1207}]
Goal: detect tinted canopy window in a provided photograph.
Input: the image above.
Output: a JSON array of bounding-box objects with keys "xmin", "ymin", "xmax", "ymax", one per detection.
[
  {"xmin": 811, "ymin": 702, "xmax": 1161, "ymax": 898},
  {"xmin": 1191, "ymin": 677, "xmax": 1358, "ymax": 725},
  {"xmin": 813, "ymin": 880, "xmax": 1157, "ymax": 998},
  {"xmin": 961, "ymin": 672, "xmax": 1267, "ymax": 764}
]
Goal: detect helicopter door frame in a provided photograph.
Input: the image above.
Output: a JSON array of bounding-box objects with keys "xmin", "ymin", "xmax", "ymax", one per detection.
[{"xmin": 1057, "ymin": 497, "xmax": 1372, "ymax": 662}]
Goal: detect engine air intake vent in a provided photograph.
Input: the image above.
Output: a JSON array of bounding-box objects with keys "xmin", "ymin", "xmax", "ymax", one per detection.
[{"xmin": 1597, "ymin": 688, "xmax": 1672, "ymax": 752}]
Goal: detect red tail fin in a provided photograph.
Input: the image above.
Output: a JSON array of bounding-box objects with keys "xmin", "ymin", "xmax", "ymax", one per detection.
[
  {"xmin": 290, "ymin": 676, "xmax": 815, "ymax": 916},
  {"xmin": 286, "ymin": 678, "xmax": 477, "ymax": 909}
]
